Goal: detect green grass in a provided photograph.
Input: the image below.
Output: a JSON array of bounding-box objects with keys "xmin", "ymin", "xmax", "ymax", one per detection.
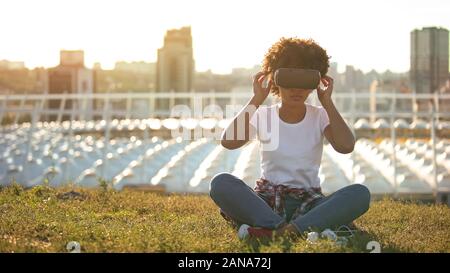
[{"xmin": 0, "ymin": 183, "xmax": 449, "ymax": 253}]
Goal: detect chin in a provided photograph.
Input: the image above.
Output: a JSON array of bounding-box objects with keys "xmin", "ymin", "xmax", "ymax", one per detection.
[{"xmin": 284, "ymin": 99, "xmax": 305, "ymax": 105}]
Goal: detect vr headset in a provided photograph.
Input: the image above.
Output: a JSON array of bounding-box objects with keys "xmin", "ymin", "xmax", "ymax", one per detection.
[{"xmin": 273, "ymin": 68, "xmax": 321, "ymax": 90}]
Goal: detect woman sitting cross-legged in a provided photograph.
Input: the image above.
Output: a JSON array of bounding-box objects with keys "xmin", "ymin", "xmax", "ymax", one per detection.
[{"xmin": 209, "ymin": 37, "xmax": 370, "ymax": 240}]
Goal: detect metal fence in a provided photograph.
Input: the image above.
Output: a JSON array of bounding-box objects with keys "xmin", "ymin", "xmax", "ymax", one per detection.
[{"xmin": 1, "ymin": 91, "xmax": 450, "ymax": 121}]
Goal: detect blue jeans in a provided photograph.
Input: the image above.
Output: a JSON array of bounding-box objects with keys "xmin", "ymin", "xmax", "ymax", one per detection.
[{"xmin": 209, "ymin": 172, "xmax": 371, "ymax": 233}]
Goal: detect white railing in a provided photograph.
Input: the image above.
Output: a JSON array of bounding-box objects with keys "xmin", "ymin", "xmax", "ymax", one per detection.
[{"xmin": 1, "ymin": 91, "xmax": 450, "ymax": 121}]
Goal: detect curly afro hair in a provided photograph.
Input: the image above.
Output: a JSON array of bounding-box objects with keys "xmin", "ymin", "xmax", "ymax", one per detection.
[{"xmin": 262, "ymin": 37, "xmax": 330, "ymax": 97}]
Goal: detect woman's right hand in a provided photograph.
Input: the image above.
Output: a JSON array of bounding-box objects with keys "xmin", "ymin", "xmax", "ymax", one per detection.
[{"xmin": 252, "ymin": 71, "xmax": 272, "ymax": 105}]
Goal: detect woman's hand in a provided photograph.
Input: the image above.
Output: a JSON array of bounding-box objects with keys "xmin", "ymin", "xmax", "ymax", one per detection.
[
  {"xmin": 317, "ymin": 75, "xmax": 334, "ymax": 107},
  {"xmin": 221, "ymin": 72, "xmax": 271, "ymax": 150},
  {"xmin": 252, "ymin": 71, "xmax": 272, "ymax": 105}
]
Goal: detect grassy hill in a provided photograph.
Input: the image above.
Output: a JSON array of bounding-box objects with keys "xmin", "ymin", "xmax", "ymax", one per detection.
[{"xmin": 0, "ymin": 183, "xmax": 449, "ymax": 253}]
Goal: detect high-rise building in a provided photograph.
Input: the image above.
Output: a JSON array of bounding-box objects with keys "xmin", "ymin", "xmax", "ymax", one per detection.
[
  {"xmin": 156, "ymin": 26, "xmax": 195, "ymax": 112},
  {"xmin": 410, "ymin": 27, "xmax": 449, "ymax": 94},
  {"xmin": 115, "ymin": 61, "xmax": 156, "ymax": 75},
  {"xmin": 344, "ymin": 65, "xmax": 364, "ymax": 91},
  {"xmin": 0, "ymin": 60, "xmax": 25, "ymax": 70},
  {"xmin": 327, "ymin": 62, "xmax": 343, "ymax": 91},
  {"xmin": 47, "ymin": 50, "xmax": 94, "ymax": 120}
]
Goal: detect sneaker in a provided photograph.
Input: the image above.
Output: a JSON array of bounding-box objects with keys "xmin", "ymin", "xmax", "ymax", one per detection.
[
  {"xmin": 237, "ymin": 224, "xmax": 250, "ymax": 240},
  {"xmin": 306, "ymin": 231, "xmax": 320, "ymax": 243},
  {"xmin": 237, "ymin": 224, "xmax": 275, "ymax": 240}
]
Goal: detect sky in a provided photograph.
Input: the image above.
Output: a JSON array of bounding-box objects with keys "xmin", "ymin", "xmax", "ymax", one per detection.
[{"xmin": 0, "ymin": 0, "xmax": 449, "ymax": 74}]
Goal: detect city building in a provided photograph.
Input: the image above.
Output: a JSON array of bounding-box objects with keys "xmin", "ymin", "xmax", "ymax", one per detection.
[
  {"xmin": 156, "ymin": 26, "xmax": 195, "ymax": 112},
  {"xmin": 47, "ymin": 50, "xmax": 94, "ymax": 120},
  {"xmin": 0, "ymin": 60, "xmax": 25, "ymax": 70},
  {"xmin": 410, "ymin": 27, "xmax": 449, "ymax": 113},
  {"xmin": 115, "ymin": 61, "xmax": 156, "ymax": 75},
  {"xmin": 410, "ymin": 27, "xmax": 449, "ymax": 94}
]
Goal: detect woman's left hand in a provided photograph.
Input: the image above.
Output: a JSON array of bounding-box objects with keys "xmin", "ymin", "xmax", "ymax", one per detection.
[{"xmin": 317, "ymin": 75, "xmax": 334, "ymax": 106}]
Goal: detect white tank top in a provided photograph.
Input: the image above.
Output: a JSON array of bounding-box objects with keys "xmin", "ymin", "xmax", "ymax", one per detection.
[{"xmin": 249, "ymin": 102, "xmax": 330, "ymax": 189}]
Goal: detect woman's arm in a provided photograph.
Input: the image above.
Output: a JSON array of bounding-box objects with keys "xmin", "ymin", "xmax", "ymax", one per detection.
[
  {"xmin": 322, "ymin": 100, "xmax": 355, "ymax": 153},
  {"xmin": 221, "ymin": 72, "xmax": 272, "ymax": 150},
  {"xmin": 220, "ymin": 96, "xmax": 261, "ymax": 150},
  {"xmin": 318, "ymin": 76, "xmax": 355, "ymax": 154}
]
